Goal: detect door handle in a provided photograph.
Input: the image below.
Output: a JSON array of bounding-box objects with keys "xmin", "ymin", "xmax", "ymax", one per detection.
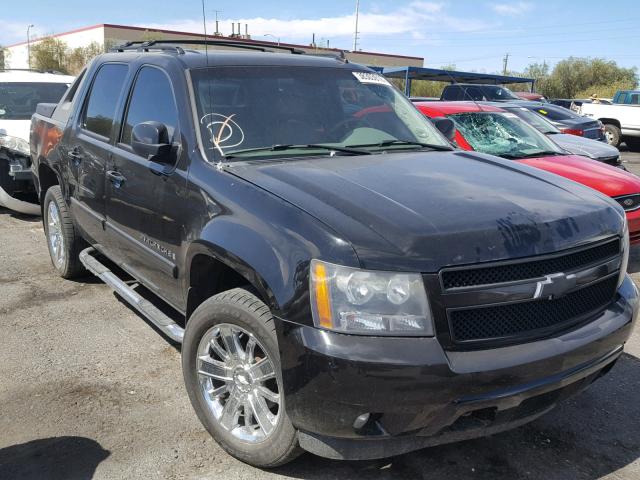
[
  {"xmin": 106, "ymin": 170, "xmax": 126, "ymax": 188},
  {"xmin": 68, "ymin": 147, "xmax": 83, "ymax": 166}
]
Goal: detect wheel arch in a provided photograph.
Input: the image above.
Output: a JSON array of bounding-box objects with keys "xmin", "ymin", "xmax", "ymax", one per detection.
[{"xmin": 599, "ymin": 118, "xmax": 621, "ymax": 128}]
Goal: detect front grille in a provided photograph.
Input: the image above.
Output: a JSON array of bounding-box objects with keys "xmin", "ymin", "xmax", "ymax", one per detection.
[
  {"xmin": 614, "ymin": 194, "xmax": 640, "ymax": 212},
  {"xmin": 449, "ymin": 275, "xmax": 618, "ymax": 343},
  {"xmin": 441, "ymin": 239, "xmax": 620, "ymax": 289}
]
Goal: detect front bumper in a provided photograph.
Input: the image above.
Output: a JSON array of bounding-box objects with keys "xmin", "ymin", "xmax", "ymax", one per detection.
[{"xmin": 276, "ymin": 275, "xmax": 638, "ymax": 460}]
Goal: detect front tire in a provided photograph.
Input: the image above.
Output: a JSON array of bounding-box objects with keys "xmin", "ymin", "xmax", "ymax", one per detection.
[
  {"xmin": 43, "ymin": 186, "xmax": 85, "ymax": 279},
  {"xmin": 604, "ymin": 124, "xmax": 621, "ymax": 147},
  {"xmin": 182, "ymin": 288, "xmax": 301, "ymax": 468}
]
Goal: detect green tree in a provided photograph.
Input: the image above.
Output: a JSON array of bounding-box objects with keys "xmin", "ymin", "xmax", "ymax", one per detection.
[
  {"xmin": 528, "ymin": 57, "xmax": 638, "ymax": 99},
  {"xmin": 30, "ymin": 37, "xmax": 69, "ymax": 73},
  {"xmin": 0, "ymin": 46, "xmax": 6, "ymax": 70},
  {"xmin": 67, "ymin": 41, "xmax": 106, "ymax": 75}
]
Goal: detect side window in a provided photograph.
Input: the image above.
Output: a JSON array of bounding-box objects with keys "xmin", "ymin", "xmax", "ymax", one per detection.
[
  {"xmin": 121, "ymin": 67, "xmax": 178, "ymax": 147},
  {"xmin": 631, "ymin": 94, "xmax": 639, "ymax": 105},
  {"xmin": 52, "ymin": 70, "xmax": 86, "ymax": 123},
  {"xmin": 442, "ymin": 86, "xmax": 459, "ymax": 100},
  {"xmin": 617, "ymin": 93, "xmax": 627, "ymax": 104},
  {"xmin": 82, "ymin": 64, "xmax": 128, "ymax": 138},
  {"xmin": 465, "ymin": 87, "xmax": 483, "ymax": 101}
]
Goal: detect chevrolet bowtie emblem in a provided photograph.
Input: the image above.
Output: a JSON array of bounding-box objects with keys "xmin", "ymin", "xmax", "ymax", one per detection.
[{"xmin": 534, "ymin": 272, "xmax": 577, "ymax": 300}]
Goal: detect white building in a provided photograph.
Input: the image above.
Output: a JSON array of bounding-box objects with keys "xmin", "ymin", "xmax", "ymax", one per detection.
[{"xmin": 4, "ymin": 23, "xmax": 424, "ymax": 70}]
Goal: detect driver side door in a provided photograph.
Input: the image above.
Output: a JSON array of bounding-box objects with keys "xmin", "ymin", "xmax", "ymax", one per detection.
[{"xmin": 104, "ymin": 65, "xmax": 185, "ymax": 309}]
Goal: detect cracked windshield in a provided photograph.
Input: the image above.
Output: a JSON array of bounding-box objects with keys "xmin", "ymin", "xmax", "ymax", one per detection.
[
  {"xmin": 450, "ymin": 111, "xmax": 564, "ymax": 159},
  {"xmin": 191, "ymin": 66, "xmax": 450, "ymax": 160}
]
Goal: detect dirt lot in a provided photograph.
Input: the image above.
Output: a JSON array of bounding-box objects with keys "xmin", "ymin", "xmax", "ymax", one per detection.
[{"xmin": 1, "ymin": 151, "xmax": 640, "ymax": 480}]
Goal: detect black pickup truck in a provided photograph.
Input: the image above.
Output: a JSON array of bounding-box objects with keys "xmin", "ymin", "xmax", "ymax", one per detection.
[{"xmin": 31, "ymin": 40, "xmax": 638, "ymax": 467}]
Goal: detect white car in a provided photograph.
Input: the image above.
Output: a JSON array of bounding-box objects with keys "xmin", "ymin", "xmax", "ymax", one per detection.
[
  {"xmin": 0, "ymin": 70, "xmax": 74, "ymax": 214},
  {"xmin": 580, "ymin": 101, "xmax": 640, "ymax": 150}
]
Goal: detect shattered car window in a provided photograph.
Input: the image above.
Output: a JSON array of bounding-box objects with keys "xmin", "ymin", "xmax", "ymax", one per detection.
[{"xmin": 451, "ymin": 112, "xmax": 564, "ymax": 159}]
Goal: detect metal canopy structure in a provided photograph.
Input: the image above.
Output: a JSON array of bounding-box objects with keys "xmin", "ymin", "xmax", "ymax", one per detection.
[{"xmin": 377, "ymin": 66, "xmax": 535, "ymax": 96}]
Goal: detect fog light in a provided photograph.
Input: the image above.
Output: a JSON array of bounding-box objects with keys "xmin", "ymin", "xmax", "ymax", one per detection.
[{"xmin": 353, "ymin": 413, "xmax": 370, "ymax": 429}]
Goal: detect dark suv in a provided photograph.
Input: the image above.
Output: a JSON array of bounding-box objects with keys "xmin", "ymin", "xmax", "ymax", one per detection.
[
  {"xmin": 31, "ymin": 40, "xmax": 638, "ymax": 467},
  {"xmin": 440, "ymin": 83, "xmax": 521, "ymax": 101}
]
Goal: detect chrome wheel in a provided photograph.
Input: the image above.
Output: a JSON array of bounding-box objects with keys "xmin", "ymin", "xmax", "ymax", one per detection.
[
  {"xmin": 605, "ymin": 129, "xmax": 614, "ymax": 145},
  {"xmin": 47, "ymin": 201, "xmax": 65, "ymax": 268},
  {"xmin": 197, "ymin": 323, "xmax": 280, "ymax": 443}
]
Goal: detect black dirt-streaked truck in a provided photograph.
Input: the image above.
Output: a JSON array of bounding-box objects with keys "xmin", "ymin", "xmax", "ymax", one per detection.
[{"xmin": 30, "ymin": 39, "xmax": 638, "ymax": 467}]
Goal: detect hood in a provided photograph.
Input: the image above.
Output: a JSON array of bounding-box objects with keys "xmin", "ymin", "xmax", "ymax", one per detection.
[
  {"xmin": 226, "ymin": 151, "xmax": 623, "ymax": 272},
  {"xmin": 518, "ymin": 154, "xmax": 640, "ymax": 198},
  {"xmin": 0, "ymin": 120, "xmax": 30, "ymax": 142},
  {"xmin": 549, "ymin": 134, "xmax": 619, "ymax": 160}
]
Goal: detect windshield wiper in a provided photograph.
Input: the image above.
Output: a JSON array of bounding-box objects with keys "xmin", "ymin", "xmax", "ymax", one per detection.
[
  {"xmin": 224, "ymin": 144, "xmax": 371, "ymax": 159},
  {"xmin": 347, "ymin": 139, "xmax": 454, "ymax": 151},
  {"xmin": 502, "ymin": 150, "xmax": 562, "ymax": 159}
]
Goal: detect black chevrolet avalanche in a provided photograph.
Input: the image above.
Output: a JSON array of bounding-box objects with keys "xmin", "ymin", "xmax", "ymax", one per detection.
[{"xmin": 30, "ymin": 40, "xmax": 638, "ymax": 467}]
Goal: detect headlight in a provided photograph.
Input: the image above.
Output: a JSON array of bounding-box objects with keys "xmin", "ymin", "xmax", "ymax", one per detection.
[
  {"xmin": 309, "ymin": 259, "xmax": 433, "ymax": 336},
  {"xmin": 0, "ymin": 134, "xmax": 30, "ymax": 156},
  {"xmin": 618, "ymin": 218, "xmax": 630, "ymax": 288}
]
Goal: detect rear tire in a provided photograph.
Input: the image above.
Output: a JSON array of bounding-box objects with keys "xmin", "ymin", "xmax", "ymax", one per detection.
[
  {"xmin": 625, "ymin": 137, "xmax": 640, "ymax": 152},
  {"xmin": 182, "ymin": 288, "xmax": 302, "ymax": 468},
  {"xmin": 604, "ymin": 124, "xmax": 621, "ymax": 147},
  {"xmin": 43, "ymin": 186, "xmax": 86, "ymax": 279}
]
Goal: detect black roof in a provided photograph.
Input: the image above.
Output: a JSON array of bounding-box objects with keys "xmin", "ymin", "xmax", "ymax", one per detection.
[{"xmin": 102, "ymin": 39, "xmax": 363, "ymax": 70}]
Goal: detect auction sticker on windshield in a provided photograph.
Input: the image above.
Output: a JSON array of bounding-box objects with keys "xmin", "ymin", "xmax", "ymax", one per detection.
[{"xmin": 352, "ymin": 71, "xmax": 391, "ymax": 86}]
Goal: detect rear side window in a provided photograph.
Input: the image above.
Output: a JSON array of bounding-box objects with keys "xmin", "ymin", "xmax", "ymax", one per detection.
[
  {"xmin": 631, "ymin": 94, "xmax": 639, "ymax": 105},
  {"xmin": 121, "ymin": 67, "xmax": 178, "ymax": 146},
  {"xmin": 442, "ymin": 86, "xmax": 460, "ymax": 100},
  {"xmin": 82, "ymin": 64, "xmax": 128, "ymax": 138}
]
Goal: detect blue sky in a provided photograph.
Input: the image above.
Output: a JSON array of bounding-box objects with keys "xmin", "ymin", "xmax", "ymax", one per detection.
[{"xmin": 2, "ymin": 0, "xmax": 639, "ymax": 74}]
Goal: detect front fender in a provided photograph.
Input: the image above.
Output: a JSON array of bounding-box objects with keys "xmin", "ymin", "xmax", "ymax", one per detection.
[{"xmin": 184, "ymin": 216, "xmax": 359, "ymax": 327}]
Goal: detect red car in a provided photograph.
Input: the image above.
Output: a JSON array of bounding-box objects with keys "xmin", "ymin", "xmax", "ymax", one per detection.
[{"xmin": 415, "ymin": 101, "xmax": 640, "ymax": 243}]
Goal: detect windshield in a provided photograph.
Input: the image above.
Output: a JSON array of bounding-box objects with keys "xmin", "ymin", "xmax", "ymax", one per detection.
[
  {"xmin": 480, "ymin": 85, "xmax": 520, "ymax": 101},
  {"xmin": 190, "ymin": 66, "xmax": 450, "ymax": 160},
  {"xmin": 0, "ymin": 82, "xmax": 69, "ymax": 120},
  {"xmin": 505, "ymin": 107, "xmax": 561, "ymax": 134},
  {"xmin": 450, "ymin": 111, "xmax": 565, "ymax": 159}
]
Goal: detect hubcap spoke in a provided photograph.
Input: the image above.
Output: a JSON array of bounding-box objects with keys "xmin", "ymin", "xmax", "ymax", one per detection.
[
  {"xmin": 219, "ymin": 389, "xmax": 243, "ymax": 430},
  {"xmin": 249, "ymin": 392, "xmax": 277, "ymax": 435},
  {"xmin": 245, "ymin": 337, "xmax": 257, "ymax": 363},
  {"xmin": 198, "ymin": 356, "xmax": 233, "ymax": 381},
  {"xmin": 249, "ymin": 358, "xmax": 276, "ymax": 383},
  {"xmin": 255, "ymin": 385, "xmax": 280, "ymax": 404},
  {"xmin": 219, "ymin": 325, "xmax": 243, "ymax": 360}
]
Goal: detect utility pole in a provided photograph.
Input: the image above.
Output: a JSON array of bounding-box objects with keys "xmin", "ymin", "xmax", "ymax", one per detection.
[
  {"xmin": 353, "ymin": 0, "xmax": 360, "ymax": 51},
  {"xmin": 27, "ymin": 24, "xmax": 34, "ymax": 69},
  {"xmin": 502, "ymin": 52, "xmax": 510, "ymax": 76},
  {"xmin": 213, "ymin": 10, "xmax": 222, "ymax": 36}
]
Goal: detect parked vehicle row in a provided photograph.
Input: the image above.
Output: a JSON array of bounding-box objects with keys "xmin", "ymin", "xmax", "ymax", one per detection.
[
  {"xmin": 26, "ymin": 39, "xmax": 638, "ymax": 468},
  {"xmin": 0, "ymin": 69, "xmax": 74, "ymax": 214}
]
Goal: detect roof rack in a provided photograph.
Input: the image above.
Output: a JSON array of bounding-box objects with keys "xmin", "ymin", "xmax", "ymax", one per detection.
[{"xmin": 111, "ymin": 39, "xmax": 305, "ymax": 55}]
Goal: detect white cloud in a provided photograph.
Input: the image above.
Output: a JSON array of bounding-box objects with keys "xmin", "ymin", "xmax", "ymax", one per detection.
[
  {"xmin": 140, "ymin": 1, "xmax": 492, "ymax": 50},
  {"xmin": 489, "ymin": 2, "xmax": 533, "ymax": 16}
]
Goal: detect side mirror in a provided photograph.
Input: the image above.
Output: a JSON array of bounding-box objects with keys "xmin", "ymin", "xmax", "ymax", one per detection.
[
  {"xmin": 433, "ymin": 117, "xmax": 456, "ymax": 142},
  {"xmin": 131, "ymin": 121, "xmax": 173, "ymax": 163}
]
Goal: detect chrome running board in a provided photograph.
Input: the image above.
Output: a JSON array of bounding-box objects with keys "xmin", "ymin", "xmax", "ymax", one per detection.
[{"xmin": 79, "ymin": 247, "xmax": 184, "ymax": 343}]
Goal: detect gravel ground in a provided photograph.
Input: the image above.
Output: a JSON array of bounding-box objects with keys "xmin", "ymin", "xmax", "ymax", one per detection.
[{"xmin": 1, "ymin": 151, "xmax": 640, "ymax": 479}]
